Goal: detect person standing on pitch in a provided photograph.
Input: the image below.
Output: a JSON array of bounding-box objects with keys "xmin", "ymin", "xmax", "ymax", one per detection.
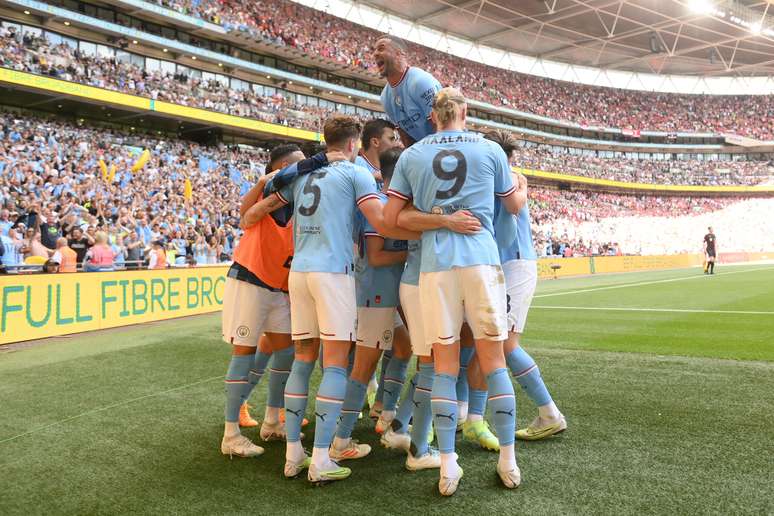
[
  {"xmin": 260, "ymin": 115, "xmax": 418, "ymax": 485},
  {"xmin": 704, "ymin": 226, "xmax": 717, "ymax": 274},
  {"xmin": 483, "ymin": 129, "xmax": 567, "ymax": 441},
  {"xmin": 384, "ymin": 88, "xmax": 524, "ymax": 495}
]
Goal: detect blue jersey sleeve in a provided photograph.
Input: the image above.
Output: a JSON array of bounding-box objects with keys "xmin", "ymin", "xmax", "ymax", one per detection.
[
  {"xmin": 414, "ymin": 71, "xmax": 442, "ymax": 120},
  {"xmin": 386, "ymin": 153, "xmax": 412, "ymax": 201},
  {"xmin": 492, "ymin": 145, "xmax": 516, "ymax": 198},
  {"xmin": 353, "ymin": 168, "xmax": 379, "ymax": 206},
  {"xmin": 264, "ymin": 152, "xmax": 328, "ymax": 196}
]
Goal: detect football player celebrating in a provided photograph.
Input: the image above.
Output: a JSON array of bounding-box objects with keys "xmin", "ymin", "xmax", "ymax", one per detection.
[
  {"xmin": 330, "ymin": 147, "xmax": 413, "ymax": 461},
  {"xmin": 220, "ymin": 144, "xmax": 307, "ymax": 458},
  {"xmin": 484, "ymin": 129, "xmax": 566, "ymax": 441},
  {"xmin": 384, "ymin": 88, "xmax": 523, "ymax": 495},
  {"xmin": 373, "ymin": 36, "xmax": 442, "ymax": 147},
  {"xmin": 255, "ymin": 116, "xmax": 418, "ymax": 485}
]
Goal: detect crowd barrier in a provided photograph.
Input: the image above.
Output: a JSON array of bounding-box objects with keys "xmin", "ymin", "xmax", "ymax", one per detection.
[
  {"xmin": 1, "ymin": 266, "xmax": 228, "ymax": 345},
  {"xmin": 536, "ymin": 253, "xmax": 706, "ymax": 279},
  {"xmin": 2, "ymin": 252, "xmax": 769, "ymax": 344}
]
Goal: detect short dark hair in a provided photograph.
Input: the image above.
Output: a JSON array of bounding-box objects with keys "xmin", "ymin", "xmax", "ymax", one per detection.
[
  {"xmin": 323, "ymin": 116, "xmax": 362, "ymax": 147},
  {"xmin": 269, "ymin": 143, "xmax": 301, "ymax": 170},
  {"xmin": 379, "ymin": 148, "xmax": 402, "ymax": 183},
  {"xmin": 379, "ymin": 35, "xmax": 408, "ymax": 54},
  {"xmin": 361, "ymin": 119, "xmax": 395, "ymax": 151},
  {"xmin": 483, "ymin": 129, "xmax": 518, "ymax": 157}
]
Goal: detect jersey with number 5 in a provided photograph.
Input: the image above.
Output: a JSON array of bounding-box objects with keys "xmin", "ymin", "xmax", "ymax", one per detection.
[
  {"xmin": 387, "ymin": 130, "xmax": 516, "ymax": 273},
  {"xmin": 277, "ymin": 161, "xmax": 379, "ymax": 274}
]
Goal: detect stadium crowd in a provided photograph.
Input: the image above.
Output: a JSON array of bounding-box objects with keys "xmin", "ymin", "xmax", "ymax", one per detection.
[
  {"xmin": 515, "ymin": 145, "xmax": 773, "ymax": 186},
  {"xmin": 0, "ymin": 111, "xmax": 253, "ymax": 271},
  {"xmin": 2, "ymin": 25, "xmax": 772, "ymax": 188},
  {"xmin": 151, "ymin": 0, "xmax": 774, "ymax": 139},
  {"xmin": 1, "ymin": 109, "xmax": 750, "ymax": 271}
]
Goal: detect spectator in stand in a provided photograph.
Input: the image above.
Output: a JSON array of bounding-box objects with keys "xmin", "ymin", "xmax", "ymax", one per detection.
[
  {"xmin": 83, "ymin": 231, "xmax": 115, "ymax": 272},
  {"xmin": 52, "ymin": 237, "xmax": 78, "ymax": 272},
  {"xmin": 67, "ymin": 227, "xmax": 91, "ymax": 264},
  {"xmin": 148, "ymin": 240, "xmax": 167, "ymax": 269}
]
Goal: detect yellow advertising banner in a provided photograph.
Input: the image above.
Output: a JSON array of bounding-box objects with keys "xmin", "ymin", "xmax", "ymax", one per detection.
[
  {"xmin": 592, "ymin": 254, "xmax": 703, "ymax": 274},
  {"xmin": 0, "ymin": 267, "xmax": 228, "ymax": 345},
  {"xmin": 537, "ymin": 257, "xmax": 592, "ymax": 279}
]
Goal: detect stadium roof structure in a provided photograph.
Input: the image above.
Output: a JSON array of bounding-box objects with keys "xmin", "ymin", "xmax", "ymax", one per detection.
[{"xmin": 295, "ymin": 0, "xmax": 774, "ymax": 93}]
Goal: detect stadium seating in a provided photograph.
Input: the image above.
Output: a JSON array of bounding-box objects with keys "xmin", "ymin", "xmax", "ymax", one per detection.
[{"xmin": 150, "ymin": 0, "xmax": 774, "ymax": 139}]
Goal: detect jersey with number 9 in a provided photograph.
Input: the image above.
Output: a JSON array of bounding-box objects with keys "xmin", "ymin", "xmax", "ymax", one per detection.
[
  {"xmin": 387, "ymin": 130, "xmax": 516, "ymax": 273},
  {"xmin": 277, "ymin": 161, "xmax": 379, "ymax": 274}
]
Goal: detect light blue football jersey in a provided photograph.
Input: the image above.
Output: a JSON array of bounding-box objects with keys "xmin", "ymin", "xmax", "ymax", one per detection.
[
  {"xmin": 400, "ymin": 239, "xmax": 421, "ymax": 286},
  {"xmin": 388, "ymin": 130, "xmax": 516, "ymax": 273},
  {"xmin": 381, "ymin": 67, "xmax": 442, "ymax": 143},
  {"xmin": 355, "ymin": 153, "xmax": 383, "ymax": 190},
  {"xmin": 355, "ymin": 192, "xmax": 407, "ymax": 307},
  {"xmin": 278, "ymin": 161, "xmax": 379, "ymax": 274},
  {"xmin": 494, "ymin": 200, "xmax": 537, "ymax": 263}
]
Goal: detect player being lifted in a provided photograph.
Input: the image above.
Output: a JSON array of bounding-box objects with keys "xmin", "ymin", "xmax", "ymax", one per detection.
[
  {"xmin": 485, "ymin": 130, "xmax": 567, "ymax": 441},
  {"xmin": 704, "ymin": 226, "xmax": 717, "ymax": 275},
  {"xmin": 374, "ymin": 36, "xmax": 442, "ymax": 148},
  {"xmin": 384, "ymin": 88, "xmax": 523, "ymax": 495},
  {"xmin": 252, "ymin": 116, "xmax": 418, "ymax": 484}
]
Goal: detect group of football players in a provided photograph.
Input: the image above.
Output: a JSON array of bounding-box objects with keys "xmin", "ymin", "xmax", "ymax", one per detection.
[{"xmin": 218, "ymin": 36, "xmax": 566, "ymax": 496}]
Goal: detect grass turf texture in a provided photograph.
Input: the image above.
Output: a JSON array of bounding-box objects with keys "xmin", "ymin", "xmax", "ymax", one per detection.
[{"xmin": 1, "ymin": 264, "xmax": 772, "ymax": 515}]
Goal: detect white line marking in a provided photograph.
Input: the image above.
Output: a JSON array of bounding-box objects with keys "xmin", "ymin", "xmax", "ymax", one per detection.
[
  {"xmin": 0, "ymin": 375, "xmax": 223, "ymax": 445},
  {"xmin": 534, "ymin": 266, "xmax": 774, "ymax": 299},
  {"xmin": 531, "ymin": 306, "xmax": 774, "ymax": 315}
]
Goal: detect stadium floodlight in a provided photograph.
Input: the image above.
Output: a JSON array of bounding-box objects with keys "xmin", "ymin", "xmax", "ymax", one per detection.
[
  {"xmin": 689, "ymin": 0, "xmax": 713, "ymax": 14},
  {"xmin": 749, "ymin": 22, "xmax": 762, "ymax": 35}
]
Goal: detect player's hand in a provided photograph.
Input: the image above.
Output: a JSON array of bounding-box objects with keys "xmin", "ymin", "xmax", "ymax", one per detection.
[
  {"xmin": 326, "ymin": 151, "xmax": 348, "ymax": 163},
  {"xmin": 444, "ymin": 210, "xmax": 481, "ymax": 234}
]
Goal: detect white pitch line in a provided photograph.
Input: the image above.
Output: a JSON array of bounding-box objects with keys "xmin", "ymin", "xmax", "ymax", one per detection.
[
  {"xmin": 531, "ymin": 306, "xmax": 774, "ymax": 315},
  {"xmin": 533, "ymin": 266, "xmax": 774, "ymax": 299},
  {"xmin": 0, "ymin": 375, "xmax": 223, "ymax": 445}
]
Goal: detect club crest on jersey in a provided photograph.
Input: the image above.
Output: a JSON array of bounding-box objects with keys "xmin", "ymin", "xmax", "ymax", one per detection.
[
  {"xmin": 395, "ymin": 96, "xmax": 402, "ymax": 107},
  {"xmin": 431, "ymin": 206, "xmax": 444, "ymax": 215},
  {"xmin": 383, "ymin": 330, "xmax": 393, "ymax": 343},
  {"xmin": 236, "ymin": 326, "xmax": 250, "ymax": 338}
]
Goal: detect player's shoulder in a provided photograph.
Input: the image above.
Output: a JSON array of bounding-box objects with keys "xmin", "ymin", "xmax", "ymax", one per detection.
[{"xmin": 407, "ymin": 66, "xmax": 438, "ymax": 84}]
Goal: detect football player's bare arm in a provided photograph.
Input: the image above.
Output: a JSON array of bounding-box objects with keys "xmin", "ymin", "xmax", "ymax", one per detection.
[
  {"xmin": 241, "ymin": 193, "xmax": 285, "ymax": 229},
  {"xmin": 397, "ymin": 204, "xmax": 481, "ymax": 234},
  {"xmin": 397, "ymin": 127, "xmax": 415, "ymax": 148},
  {"xmin": 365, "ymin": 235, "xmax": 407, "ymax": 267},
  {"xmin": 360, "ymin": 198, "xmax": 420, "ymax": 241},
  {"xmin": 239, "ymin": 171, "xmax": 278, "ymax": 216}
]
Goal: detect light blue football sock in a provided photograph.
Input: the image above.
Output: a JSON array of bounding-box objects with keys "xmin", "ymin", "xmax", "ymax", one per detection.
[
  {"xmin": 245, "ymin": 349, "xmax": 271, "ymax": 399},
  {"xmin": 375, "ymin": 350, "xmax": 392, "ymax": 404},
  {"xmin": 313, "ymin": 366, "xmax": 347, "ymax": 450},
  {"xmin": 506, "ymin": 347, "xmax": 553, "ymax": 408},
  {"xmin": 431, "ymin": 372, "xmax": 458, "ymax": 455},
  {"xmin": 392, "ymin": 372, "xmax": 417, "ymax": 434},
  {"xmin": 267, "ymin": 347, "xmax": 294, "ymax": 409},
  {"xmin": 456, "ymin": 346, "xmax": 475, "ymax": 404},
  {"xmin": 409, "ymin": 363, "xmax": 434, "ymax": 457},
  {"xmin": 468, "ymin": 388, "xmax": 488, "ymax": 418},
  {"xmin": 335, "ymin": 378, "xmax": 367, "ymax": 440},
  {"xmin": 224, "ymin": 355, "xmax": 253, "ymax": 422},
  {"xmin": 284, "ymin": 359, "xmax": 315, "ymax": 443},
  {"xmin": 487, "ymin": 368, "xmax": 516, "ymax": 447},
  {"xmin": 382, "ymin": 355, "xmax": 409, "ymax": 412}
]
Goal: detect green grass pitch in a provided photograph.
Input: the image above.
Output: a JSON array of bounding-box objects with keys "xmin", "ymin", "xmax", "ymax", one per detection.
[{"xmin": 1, "ymin": 264, "xmax": 773, "ymax": 515}]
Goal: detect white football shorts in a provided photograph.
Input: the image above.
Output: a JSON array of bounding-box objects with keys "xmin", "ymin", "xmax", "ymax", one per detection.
[
  {"xmin": 419, "ymin": 265, "xmax": 508, "ymax": 348},
  {"xmin": 221, "ymin": 276, "xmax": 291, "ymax": 347},
  {"xmin": 502, "ymin": 259, "xmax": 538, "ymax": 334},
  {"xmin": 288, "ymin": 271, "xmax": 356, "ymax": 341}
]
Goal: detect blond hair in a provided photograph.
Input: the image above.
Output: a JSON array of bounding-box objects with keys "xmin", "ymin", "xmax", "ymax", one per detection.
[
  {"xmin": 95, "ymin": 231, "xmax": 108, "ymax": 245},
  {"xmin": 432, "ymin": 87, "xmax": 466, "ymax": 127}
]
